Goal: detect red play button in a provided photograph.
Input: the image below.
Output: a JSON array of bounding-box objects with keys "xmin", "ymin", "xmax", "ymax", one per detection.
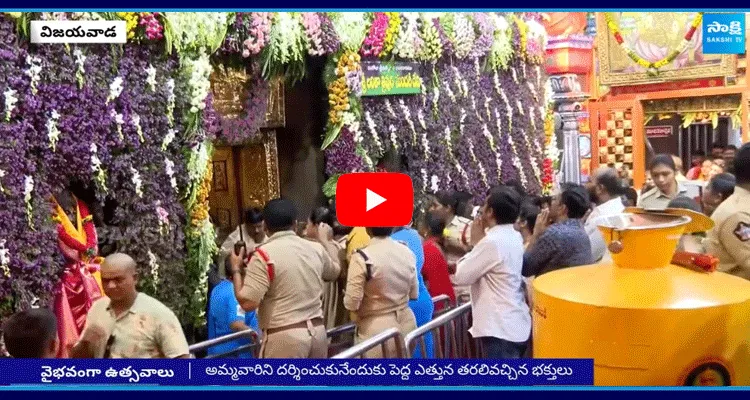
[{"xmin": 336, "ymin": 173, "xmax": 414, "ymax": 227}]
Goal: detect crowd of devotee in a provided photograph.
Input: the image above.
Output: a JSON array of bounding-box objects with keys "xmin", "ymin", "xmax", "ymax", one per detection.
[{"xmin": 2, "ymin": 143, "xmax": 749, "ymax": 360}]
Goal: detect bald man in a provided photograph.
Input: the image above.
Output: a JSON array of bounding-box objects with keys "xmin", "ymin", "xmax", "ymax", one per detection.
[{"xmin": 70, "ymin": 253, "xmax": 189, "ymax": 359}]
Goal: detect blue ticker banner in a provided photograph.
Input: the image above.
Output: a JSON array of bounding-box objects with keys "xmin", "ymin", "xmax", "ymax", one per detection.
[{"xmin": 0, "ymin": 359, "xmax": 593, "ymax": 386}]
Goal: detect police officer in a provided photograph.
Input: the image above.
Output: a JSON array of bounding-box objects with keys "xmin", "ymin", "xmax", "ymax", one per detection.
[
  {"xmin": 230, "ymin": 199, "xmax": 341, "ymax": 358},
  {"xmin": 344, "ymin": 227, "xmax": 419, "ymax": 358},
  {"xmin": 704, "ymin": 143, "xmax": 750, "ymax": 280}
]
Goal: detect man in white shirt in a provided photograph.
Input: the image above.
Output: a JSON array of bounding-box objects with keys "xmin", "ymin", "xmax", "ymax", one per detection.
[
  {"xmin": 585, "ymin": 167, "xmax": 625, "ymax": 263},
  {"xmin": 453, "ymin": 186, "xmax": 530, "ymax": 358}
]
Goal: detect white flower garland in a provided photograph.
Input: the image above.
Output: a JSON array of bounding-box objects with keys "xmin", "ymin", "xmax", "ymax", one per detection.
[
  {"xmin": 536, "ymin": 66, "xmax": 543, "ymax": 92},
  {"xmin": 107, "ymin": 76, "xmax": 124, "ymax": 104},
  {"xmin": 165, "ymin": 157, "xmax": 178, "ymax": 191},
  {"xmin": 493, "ymin": 71, "xmax": 502, "ymax": 95},
  {"xmin": 493, "ymin": 108, "xmax": 505, "ymax": 180},
  {"xmin": 148, "ymin": 250, "xmax": 160, "ymax": 287},
  {"xmin": 431, "ymin": 84, "xmax": 440, "ymax": 117},
  {"xmin": 431, "ymin": 175, "xmax": 440, "ymax": 193},
  {"xmin": 521, "ymin": 62, "xmax": 527, "ymax": 80},
  {"xmin": 483, "ymin": 95, "xmax": 492, "ymax": 122},
  {"xmin": 385, "ymin": 98, "xmax": 397, "ymax": 118},
  {"xmin": 0, "ymin": 239, "xmax": 9, "ymax": 278},
  {"xmin": 511, "ymin": 67, "xmax": 518, "ymax": 84},
  {"xmin": 24, "ymin": 175, "xmax": 34, "ymax": 228},
  {"xmin": 90, "ymin": 143, "xmax": 107, "ymax": 193},
  {"xmin": 146, "ymin": 64, "xmax": 157, "ymax": 92},
  {"xmin": 452, "ymin": 65, "xmax": 467, "ymax": 97},
  {"xmin": 166, "ymin": 78, "xmax": 176, "ymax": 127},
  {"xmin": 452, "ymin": 13, "xmax": 475, "ymax": 59},
  {"xmin": 46, "ymin": 110, "xmax": 60, "ymax": 152},
  {"xmin": 517, "ymin": 101, "xmax": 541, "ymax": 180},
  {"xmin": 3, "ymin": 88, "xmax": 17, "ymax": 122},
  {"xmin": 132, "ymin": 114, "xmax": 144, "ymax": 143},
  {"xmin": 364, "ymin": 111, "xmax": 384, "ymax": 155},
  {"xmin": 420, "ymin": 168, "xmax": 428, "ymax": 193},
  {"xmin": 25, "ymin": 56, "xmax": 42, "ymax": 95},
  {"xmin": 184, "ymin": 54, "xmax": 212, "ymax": 114},
  {"xmin": 162, "ymin": 128, "xmax": 176, "ymax": 151},
  {"xmin": 398, "ymin": 98, "xmax": 417, "ymax": 145},
  {"xmin": 73, "ymin": 48, "xmax": 86, "ymax": 89},
  {"xmin": 394, "ymin": 12, "xmax": 421, "ymax": 59},
  {"xmin": 269, "ymin": 12, "xmax": 306, "ymax": 66},
  {"xmin": 488, "ymin": 14, "xmax": 513, "ymax": 71},
  {"xmin": 468, "ymin": 138, "xmax": 489, "ymax": 187},
  {"xmin": 500, "ymin": 90, "xmax": 526, "ymax": 189},
  {"xmin": 388, "ymin": 124, "xmax": 399, "ymax": 151},
  {"xmin": 110, "ymin": 109, "xmax": 124, "ymax": 140},
  {"xmin": 130, "ymin": 167, "xmax": 143, "ymax": 198},
  {"xmin": 417, "ymin": 109, "xmax": 430, "ymax": 159}
]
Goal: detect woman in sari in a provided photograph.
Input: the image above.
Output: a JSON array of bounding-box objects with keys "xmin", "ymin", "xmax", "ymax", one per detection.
[{"xmin": 51, "ymin": 189, "xmax": 104, "ymax": 358}]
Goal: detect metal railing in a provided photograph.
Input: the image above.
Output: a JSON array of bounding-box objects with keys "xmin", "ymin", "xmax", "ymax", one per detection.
[
  {"xmin": 403, "ymin": 302, "xmax": 479, "ymax": 359},
  {"xmin": 326, "ymin": 323, "xmax": 356, "ymax": 357},
  {"xmin": 430, "ymin": 294, "xmax": 451, "ymax": 312},
  {"xmin": 331, "ymin": 327, "xmax": 407, "ymax": 359},
  {"xmin": 189, "ymin": 329, "xmax": 260, "ymax": 359},
  {"xmin": 192, "ymin": 295, "xmax": 459, "ymax": 359}
]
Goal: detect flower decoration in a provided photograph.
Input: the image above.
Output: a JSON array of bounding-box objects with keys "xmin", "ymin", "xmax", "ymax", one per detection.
[
  {"xmin": 318, "ymin": 13, "xmax": 341, "ymax": 55},
  {"xmin": 361, "ymin": 12, "xmax": 389, "ymax": 57},
  {"xmin": 117, "ymin": 12, "xmax": 139, "ymax": 39},
  {"xmin": 242, "ymin": 12, "xmax": 273, "ymax": 57},
  {"xmin": 418, "ymin": 16, "xmax": 442, "ymax": 62},
  {"xmin": 451, "ymin": 14, "xmax": 476, "ymax": 59},
  {"xmin": 301, "ymin": 12, "xmax": 324, "ymax": 56},
  {"xmin": 393, "ymin": 12, "xmax": 421, "ymax": 59},
  {"xmin": 469, "ymin": 13, "xmax": 495, "ymax": 59},
  {"xmin": 3, "ymin": 88, "xmax": 17, "ymax": 121},
  {"xmin": 139, "ymin": 13, "xmax": 164, "ymax": 41},
  {"xmin": 381, "ymin": 12, "xmax": 401, "ymax": 58},
  {"xmin": 489, "ymin": 14, "xmax": 513, "ymax": 72},
  {"xmin": 261, "ymin": 12, "xmax": 307, "ymax": 82}
]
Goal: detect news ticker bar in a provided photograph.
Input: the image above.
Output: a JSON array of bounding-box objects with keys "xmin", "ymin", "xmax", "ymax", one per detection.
[{"xmin": 0, "ymin": 359, "xmax": 593, "ymax": 386}]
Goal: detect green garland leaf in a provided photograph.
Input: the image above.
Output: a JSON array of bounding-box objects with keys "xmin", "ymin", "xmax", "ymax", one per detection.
[
  {"xmin": 321, "ymin": 123, "xmax": 344, "ymax": 150},
  {"xmin": 323, "ymin": 174, "xmax": 341, "ymax": 198}
]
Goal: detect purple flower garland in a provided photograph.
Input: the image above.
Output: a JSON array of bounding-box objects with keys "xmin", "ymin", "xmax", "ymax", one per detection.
[
  {"xmin": 353, "ymin": 56, "xmax": 546, "ymax": 206},
  {"xmin": 0, "ymin": 14, "xmax": 199, "ymax": 323}
]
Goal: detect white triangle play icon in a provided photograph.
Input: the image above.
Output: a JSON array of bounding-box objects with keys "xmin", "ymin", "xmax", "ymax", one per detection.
[{"xmin": 366, "ymin": 188, "xmax": 387, "ymax": 212}]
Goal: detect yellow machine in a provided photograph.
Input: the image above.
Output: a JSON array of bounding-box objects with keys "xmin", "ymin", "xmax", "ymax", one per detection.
[{"xmin": 532, "ymin": 208, "xmax": 750, "ymax": 386}]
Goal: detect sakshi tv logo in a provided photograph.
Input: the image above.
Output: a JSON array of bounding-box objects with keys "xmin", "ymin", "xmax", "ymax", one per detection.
[{"xmin": 703, "ymin": 13, "xmax": 746, "ymax": 55}]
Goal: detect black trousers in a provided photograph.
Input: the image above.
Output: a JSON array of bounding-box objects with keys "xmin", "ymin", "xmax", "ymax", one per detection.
[{"xmin": 480, "ymin": 337, "xmax": 527, "ymax": 359}]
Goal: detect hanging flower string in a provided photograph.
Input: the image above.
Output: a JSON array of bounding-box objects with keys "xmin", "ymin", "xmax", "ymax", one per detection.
[
  {"xmin": 605, "ymin": 12, "xmax": 703, "ymax": 75},
  {"xmin": 361, "ymin": 12, "xmax": 389, "ymax": 57}
]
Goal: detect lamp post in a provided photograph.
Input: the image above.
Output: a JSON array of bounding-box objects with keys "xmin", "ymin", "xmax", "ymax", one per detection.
[{"xmin": 545, "ymin": 33, "xmax": 594, "ymax": 185}]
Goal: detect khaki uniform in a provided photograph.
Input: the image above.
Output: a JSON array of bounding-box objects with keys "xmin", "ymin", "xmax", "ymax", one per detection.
[
  {"xmin": 83, "ymin": 293, "xmax": 189, "ymax": 359},
  {"xmin": 637, "ymin": 184, "xmax": 688, "ymax": 210},
  {"xmin": 445, "ymin": 215, "xmax": 471, "ymax": 297},
  {"xmin": 344, "ymin": 237, "xmax": 419, "ymax": 358},
  {"xmin": 239, "ymin": 231, "xmax": 341, "ymax": 358},
  {"xmin": 704, "ymin": 186, "xmax": 750, "ymax": 280}
]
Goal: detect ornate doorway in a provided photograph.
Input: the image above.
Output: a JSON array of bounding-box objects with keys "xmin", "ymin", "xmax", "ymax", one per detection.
[{"xmin": 207, "ymin": 66, "xmax": 285, "ymax": 239}]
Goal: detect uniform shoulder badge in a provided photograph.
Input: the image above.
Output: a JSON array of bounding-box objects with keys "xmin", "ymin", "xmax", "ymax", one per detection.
[{"xmin": 734, "ymin": 222, "xmax": 750, "ymax": 242}]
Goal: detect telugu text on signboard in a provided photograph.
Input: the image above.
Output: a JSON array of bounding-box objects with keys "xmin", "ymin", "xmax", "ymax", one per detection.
[
  {"xmin": 361, "ymin": 61, "xmax": 422, "ymax": 96},
  {"xmin": 645, "ymin": 125, "xmax": 673, "ymax": 138}
]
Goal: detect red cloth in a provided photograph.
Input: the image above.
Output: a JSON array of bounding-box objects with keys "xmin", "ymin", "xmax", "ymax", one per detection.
[
  {"xmin": 686, "ymin": 166, "xmax": 702, "ymax": 180},
  {"xmin": 422, "ymin": 238, "xmax": 456, "ymax": 310}
]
